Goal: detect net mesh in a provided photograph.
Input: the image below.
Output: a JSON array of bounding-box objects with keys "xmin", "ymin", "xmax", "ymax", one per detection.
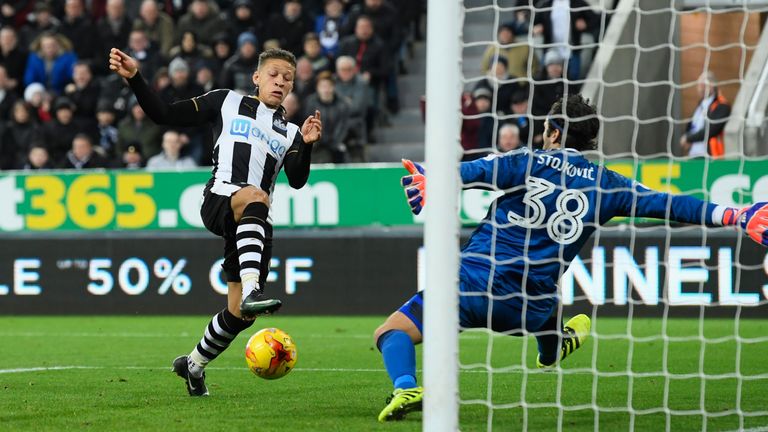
[{"xmin": 455, "ymin": 1, "xmax": 768, "ymax": 430}]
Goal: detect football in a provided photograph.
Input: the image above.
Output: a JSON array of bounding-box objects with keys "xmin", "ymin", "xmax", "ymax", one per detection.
[{"xmin": 245, "ymin": 328, "xmax": 298, "ymax": 380}]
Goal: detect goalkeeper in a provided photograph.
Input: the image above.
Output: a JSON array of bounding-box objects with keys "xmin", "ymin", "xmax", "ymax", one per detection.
[{"xmin": 374, "ymin": 93, "xmax": 768, "ymax": 422}]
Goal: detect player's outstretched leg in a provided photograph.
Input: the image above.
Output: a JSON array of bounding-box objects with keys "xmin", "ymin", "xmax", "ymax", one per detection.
[
  {"xmin": 374, "ymin": 301, "xmax": 424, "ymax": 422},
  {"xmin": 232, "ymin": 190, "xmax": 281, "ymax": 318},
  {"xmin": 172, "ymin": 307, "xmax": 255, "ymax": 395},
  {"xmin": 378, "ymin": 387, "xmax": 424, "ymax": 422},
  {"xmin": 536, "ymin": 313, "xmax": 591, "ymax": 369}
]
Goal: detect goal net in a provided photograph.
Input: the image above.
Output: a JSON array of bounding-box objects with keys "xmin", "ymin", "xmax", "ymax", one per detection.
[{"xmin": 424, "ymin": 0, "xmax": 768, "ymax": 430}]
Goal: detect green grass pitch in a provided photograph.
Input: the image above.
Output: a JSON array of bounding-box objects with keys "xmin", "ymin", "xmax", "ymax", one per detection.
[{"xmin": 2, "ymin": 316, "xmax": 767, "ymax": 431}]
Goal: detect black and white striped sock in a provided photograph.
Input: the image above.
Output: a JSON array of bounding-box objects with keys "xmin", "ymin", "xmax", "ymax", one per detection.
[
  {"xmin": 188, "ymin": 308, "xmax": 254, "ymax": 377},
  {"xmin": 236, "ymin": 202, "xmax": 269, "ymax": 297}
]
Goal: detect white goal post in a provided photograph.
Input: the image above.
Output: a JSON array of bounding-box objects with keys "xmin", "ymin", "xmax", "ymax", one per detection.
[{"xmin": 422, "ymin": 0, "xmax": 463, "ymax": 430}]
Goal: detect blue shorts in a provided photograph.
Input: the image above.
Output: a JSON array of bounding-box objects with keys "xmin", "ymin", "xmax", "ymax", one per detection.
[{"xmin": 397, "ymin": 281, "xmax": 556, "ymax": 335}]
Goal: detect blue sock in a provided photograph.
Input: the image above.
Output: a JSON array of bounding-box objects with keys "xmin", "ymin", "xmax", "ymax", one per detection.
[
  {"xmin": 535, "ymin": 314, "xmax": 561, "ymax": 365},
  {"xmin": 377, "ymin": 330, "xmax": 417, "ymax": 390}
]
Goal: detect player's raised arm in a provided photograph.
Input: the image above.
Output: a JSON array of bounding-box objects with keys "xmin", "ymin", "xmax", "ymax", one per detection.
[
  {"xmin": 283, "ymin": 110, "xmax": 321, "ymax": 189},
  {"xmin": 108, "ymin": 48, "xmax": 219, "ymax": 127}
]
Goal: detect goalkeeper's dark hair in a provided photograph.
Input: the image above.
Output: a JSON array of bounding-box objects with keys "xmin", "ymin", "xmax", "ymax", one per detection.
[{"xmin": 546, "ymin": 93, "xmax": 599, "ymax": 152}]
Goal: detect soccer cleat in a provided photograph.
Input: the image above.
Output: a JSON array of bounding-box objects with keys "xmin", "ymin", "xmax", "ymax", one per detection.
[
  {"xmin": 239, "ymin": 289, "xmax": 282, "ymax": 319},
  {"xmin": 172, "ymin": 355, "xmax": 209, "ymax": 396},
  {"xmin": 537, "ymin": 314, "xmax": 591, "ymax": 369},
  {"xmin": 377, "ymin": 387, "xmax": 424, "ymax": 422}
]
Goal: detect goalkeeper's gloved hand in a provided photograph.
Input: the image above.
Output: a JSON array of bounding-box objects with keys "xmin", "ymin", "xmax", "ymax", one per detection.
[
  {"xmin": 722, "ymin": 202, "xmax": 768, "ymax": 246},
  {"xmin": 401, "ymin": 159, "xmax": 426, "ymax": 215}
]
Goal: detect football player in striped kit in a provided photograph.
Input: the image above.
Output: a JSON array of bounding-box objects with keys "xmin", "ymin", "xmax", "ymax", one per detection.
[{"xmin": 109, "ymin": 47, "xmax": 322, "ymax": 396}]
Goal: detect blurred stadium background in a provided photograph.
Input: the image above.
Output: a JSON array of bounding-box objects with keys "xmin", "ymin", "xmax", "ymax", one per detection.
[{"xmin": 3, "ymin": 0, "xmax": 768, "ymax": 430}]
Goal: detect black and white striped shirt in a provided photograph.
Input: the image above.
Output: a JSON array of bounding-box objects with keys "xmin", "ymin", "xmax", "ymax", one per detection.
[{"xmin": 127, "ymin": 73, "xmax": 312, "ymax": 200}]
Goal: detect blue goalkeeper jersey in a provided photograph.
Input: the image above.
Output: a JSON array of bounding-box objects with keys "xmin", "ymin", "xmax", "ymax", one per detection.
[{"xmin": 459, "ymin": 147, "xmax": 725, "ymax": 297}]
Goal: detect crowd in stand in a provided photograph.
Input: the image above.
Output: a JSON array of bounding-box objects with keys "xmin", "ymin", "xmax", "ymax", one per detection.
[
  {"xmin": 461, "ymin": 0, "xmax": 602, "ymax": 160},
  {"xmin": 0, "ymin": 0, "xmax": 424, "ymax": 170}
]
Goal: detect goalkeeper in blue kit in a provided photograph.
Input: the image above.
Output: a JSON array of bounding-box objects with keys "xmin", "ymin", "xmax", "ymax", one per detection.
[{"xmin": 374, "ymin": 94, "xmax": 768, "ymax": 422}]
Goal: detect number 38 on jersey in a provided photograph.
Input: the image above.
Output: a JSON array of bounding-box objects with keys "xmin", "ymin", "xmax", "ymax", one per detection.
[{"xmin": 506, "ymin": 176, "xmax": 590, "ymax": 245}]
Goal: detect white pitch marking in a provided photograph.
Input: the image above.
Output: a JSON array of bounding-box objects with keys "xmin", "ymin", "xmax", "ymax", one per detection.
[
  {"xmin": 0, "ymin": 331, "xmax": 374, "ymax": 339},
  {"xmin": 0, "ymin": 331, "xmax": 495, "ymax": 340},
  {"xmin": 722, "ymin": 427, "xmax": 768, "ymax": 432},
  {"xmin": 0, "ymin": 365, "xmax": 531, "ymax": 375},
  {"xmin": 0, "ymin": 366, "xmax": 98, "ymax": 374}
]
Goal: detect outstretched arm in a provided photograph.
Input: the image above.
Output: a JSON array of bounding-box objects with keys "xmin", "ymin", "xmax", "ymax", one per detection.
[
  {"xmin": 610, "ymin": 169, "xmax": 768, "ymax": 246},
  {"xmin": 109, "ymin": 48, "xmax": 219, "ymax": 127}
]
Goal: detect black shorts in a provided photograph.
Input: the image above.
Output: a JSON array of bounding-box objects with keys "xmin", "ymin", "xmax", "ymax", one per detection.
[{"xmin": 200, "ymin": 189, "xmax": 273, "ymax": 285}]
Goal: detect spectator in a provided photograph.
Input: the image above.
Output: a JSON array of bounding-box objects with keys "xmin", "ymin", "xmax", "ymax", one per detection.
[
  {"xmin": 532, "ymin": 0, "xmax": 598, "ymax": 80},
  {"xmin": 303, "ymin": 72, "xmax": 352, "ymax": 163},
  {"xmin": 344, "ymin": 0, "xmax": 401, "ymax": 112},
  {"xmin": 0, "ymin": 26, "xmax": 28, "ymax": 94},
  {"xmin": 160, "ymin": 57, "xmax": 205, "ymax": 162},
  {"xmin": 44, "ymin": 97, "xmax": 84, "ymax": 162},
  {"xmin": 390, "ymin": 0, "xmax": 421, "ymax": 47},
  {"xmin": 531, "ymin": 50, "xmax": 570, "ymax": 122},
  {"xmin": 119, "ymin": 142, "xmax": 144, "ymax": 169},
  {"xmin": 301, "ymin": 32, "xmax": 330, "ymax": 74},
  {"xmin": 96, "ymin": 0, "xmax": 133, "ymax": 71},
  {"xmin": 474, "ymin": 56, "xmax": 521, "ymax": 115},
  {"xmin": 334, "ymin": 55, "xmax": 368, "ymax": 148},
  {"xmin": 338, "ymin": 15, "xmax": 388, "ymax": 107},
  {"xmin": 292, "ymin": 56, "xmax": 316, "ymax": 101},
  {"xmin": 176, "ymin": 0, "xmax": 226, "ymax": 47},
  {"xmin": 61, "ymin": 133, "xmax": 108, "ymax": 169},
  {"xmin": 146, "ymin": 130, "xmax": 198, "ymax": 170},
  {"xmin": 219, "ymin": 31, "xmax": 258, "ymax": 94},
  {"xmin": 264, "ymin": 0, "xmax": 313, "ymax": 57},
  {"xmin": 226, "ymin": 0, "xmax": 260, "ymax": 48},
  {"xmin": 20, "ymin": 3, "xmax": 60, "ymax": 48},
  {"xmin": 497, "ymin": 123, "xmax": 521, "ymax": 152},
  {"xmin": 344, "ymin": 0, "xmax": 399, "ymax": 55},
  {"xmin": 210, "ymin": 33, "xmax": 232, "ymax": 78},
  {"xmin": 117, "ymin": 98, "xmax": 163, "ymax": 159},
  {"xmin": 133, "ymin": 0, "xmax": 175, "ymax": 56},
  {"xmin": 0, "ymin": 0, "xmax": 29, "ymax": 28},
  {"xmin": 125, "ymin": 29, "xmax": 163, "ymax": 83},
  {"xmin": 24, "ymin": 32, "xmax": 78, "ymax": 94},
  {"xmin": 315, "ymin": 0, "xmax": 346, "ymax": 58},
  {"xmin": 23, "ymin": 81, "xmax": 51, "ymax": 122},
  {"xmin": 461, "ymin": 87, "xmax": 494, "ymax": 160},
  {"xmin": 680, "ymin": 71, "xmax": 731, "ymax": 158},
  {"xmin": 504, "ymin": 89, "xmax": 539, "ymax": 147},
  {"xmin": 480, "ymin": 22, "xmax": 538, "ymax": 80},
  {"xmin": 0, "ymin": 64, "xmax": 17, "ymax": 119},
  {"xmin": 196, "ymin": 65, "xmax": 215, "ymax": 92},
  {"xmin": 19, "ymin": 144, "xmax": 54, "ymax": 170},
  {"xmin": 282, "ymin": 91, "xmax": 301, "ymax": 123},
  {"xmin": 64, "ymin": 61, "xmax": 100, "ymax": 122},
  {"xmin": 262, "ymin": 38, "xmax": 280, "ymax": 51},
  {"xmin": 505, "ymin": 7, "xmax": 532, "ymax": 37},
  {"xmin": 95, "ymin": 99, "xmax": 119, "ymax": 157},
  {"xmin": 60, "ymin": 0, "xmax": 98, "ymax": 61},
  {"xmin": 2, "ymin": 100, "xmax": 41, "ymax": 168},
  {"xmin": 168, "ymin": 31, "xmax": 213, "ymax": 74}
]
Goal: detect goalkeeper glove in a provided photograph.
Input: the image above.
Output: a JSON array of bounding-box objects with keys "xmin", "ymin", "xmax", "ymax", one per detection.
[
  {"xmin": 722, "ymin": 202, "xmax": 768, "ymax": 246},
  {"xmin": 401, "ymin": 159, "xmax": 426, "ymax": 215}
]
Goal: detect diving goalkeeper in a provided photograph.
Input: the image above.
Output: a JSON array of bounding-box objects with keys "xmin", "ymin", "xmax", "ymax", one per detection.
[{"xmin": 374, "ymin": 93, "xmax": 768, "ymax": 422}]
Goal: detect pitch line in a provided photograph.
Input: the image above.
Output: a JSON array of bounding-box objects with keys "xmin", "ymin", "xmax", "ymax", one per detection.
[
  {"xmin": 0, "ymin": 331, "xmax": 495, "ymax": 340},
  {"xmin": 0, "ymin": 365, "xmax": 529, "ymax": 375},
  {"xmin": 0, "ymin": 365, "xmax": 387, "ymax": 374},
  {"xmin": 722, "ymin": 428, "xmax": 768, "ymax": 432}
]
